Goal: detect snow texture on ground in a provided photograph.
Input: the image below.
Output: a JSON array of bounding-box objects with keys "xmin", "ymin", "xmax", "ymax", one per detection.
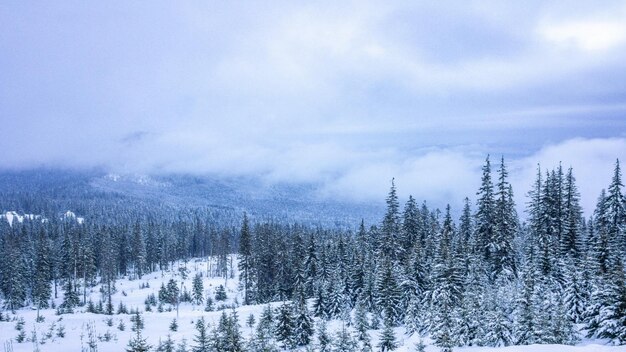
[{"xmin": 0, "ymin": 256, "xmax": 623, "ymax": 352}]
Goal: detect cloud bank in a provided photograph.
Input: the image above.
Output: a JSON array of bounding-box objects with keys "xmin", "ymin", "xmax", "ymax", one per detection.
[{"xmin": 1, "ymin": 1, "xmax": 626, "ymax": 217}]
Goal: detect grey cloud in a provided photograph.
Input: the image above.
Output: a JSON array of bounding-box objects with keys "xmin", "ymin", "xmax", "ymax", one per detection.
[{"xmin": 1, "ymin": 1, "xmax": 625, "ymax": 217}]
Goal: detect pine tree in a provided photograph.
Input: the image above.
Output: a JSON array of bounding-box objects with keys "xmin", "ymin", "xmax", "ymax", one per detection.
[
  {"xmin": 377, "ymin": 318, "xmax": 398, "ymax": 352},
  {"xmin": 0, "ymin": 228, "xmax": 28, "ymax": 310},
  {"xmin": 157, "ymin": 335, "xmax": 176, "ymax": 352},
  {"xmin": 606, "ymin": 160, "xmax": 626, "ymax": 256},
  {"xmin": 458, "ymin": 197, "xmax": 473, "ymax": 271},
  {"xmin": 354, "ymin": 299, "xmax": 370, "ymax": 341},
  {"xmin": 192, "ymin": 317, "xmax": 210, "ymax": 352},
  {"xmin": 293, "ymin": 296, "xmax": 314, "ymax": 346},
  {"xmin": 33, "ymin": 228, "xmax": 52, "ymax": 309},
  {"xmin": 483, "ymin": 283, "xmax": 513, "ymax": 347},
  {"xmin": 215, "ymin": 284, "xmax": 227, "ymax": 301},
  {"xmin": 563, "ymin": 258, "xmax": 588, "ymax": 324},
  {"xmin": 192, "ymin": 274, "xmax": 204, "ymax": 305},
  {"xmin": 380, "ymin": 179, "xmax": 402, "ymax": 261},
  {"xmin": 316, "ymin": 320, "xmax": 332, "ymax": 352},
  {"xmin": 333, "ymin": 325, "xmax": 357, "ymax": 351},
  {"xmin": 170, "ymin": 319, "xmax": 178, "ymax": 332},
  {"xmin": 592, "ymin": 190, "xmax": 612, "ymax": 275},
  {"xmin": 586, "ymin": 259, "xmax": 626, "ymax": 344},
  {"xmin": 224, "ymin": 309, "xmax": 243, "ymax": 352},
  {"xmin": 275, "ymin": 302, "xmax": 294, "ymax": 349},
  {"xmin": 514, "ymin": 263, "xmax": 537, "ymax": 345},
  {"xmin": 561, "ymin": 167, "xmax": 583, "ymax": 258},
  {"xmin": 493, "ymin": 157, "xmax": 518, "ymax": 281},
  {"xmin": 401, "ymin": 195, "xmax": 420, "ymax": 257},
  {"xmin": 430, "ymin": 205, "xmax": 462, "ymax": 349},
  {"xmin": 238, "ymin": 213, "xmax": 253, "ymax": 305},
  {"xmin": 374, "ymin": 257, "xmax": 403, "ymax": 325},
  {"xmin": 126, "ymin": 329, "xmax": 152, "ymax": 352},
  {"xmin": 131, "ymin": 221, "xmax": 147, "ymax": 279},
  {"xmin": 131, "ymin": 311, "xmax": 145, "ymax": 332},
  {"xmin": 100, "ymin": 226, "xmax": 117, "ymax": 315},
  {"xmin": 475, "ymin": 155, "xmax": 496, "ymax": 269},
  {"xmin": 257, "ymin": 305, "xmax": 274, "ymax": 337}
]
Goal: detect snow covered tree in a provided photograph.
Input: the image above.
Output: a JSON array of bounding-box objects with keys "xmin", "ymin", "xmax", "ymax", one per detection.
[
  {"xmin": 401, "ymin": 195, "xmax": 420, "ymax": 258},
  {"xmin": 293, "ymin": 295, "xmax": 314, "ymax": 347},
  {"xmin": 586, "ymin": 259, "xmax": 626, "ymax": 344},
  {"xmin": 380, "ymin": 179, "xmax": 402, "ymax": 261},
  {"xmin": 126, "ymin": 329, "xmax": 152, "ymax": 352},
  {"xmin": 215, "ymin": 284, "xmax": 227, "ymax": 301},
  {"xmin": 0, "ymin": 229, "xmax": 27, "ymax": 310},
  {"xmin": 238, "ymin": 213, "xmax": 253, "ymax": 305},
  {"xmin": 157, "ymin": 335, "xmax": 176, "ymax": 352},
  {"xmin": 192, "ymin": 317, "xmax": 210, "ymax": 352},
  {"xmin": 606, "ymin": 160, "xmax": 626, "ymax": 256},
  {"xmin": 375, "ymin": 257, "xmax": 403, "ymax": 325},
  {"xmin": 192, "ymin": 274, "xmax": 204, "ymax": 305},
  {"xmin": 377, "ymin": 318, "xmax": 398, "ymax": 352},
  {"xmin": 316, "ymin": 320, "xmax": 332, "ymax": 352},
  {"xmin": 561, "ymin": 167, "xmax": 583, "ymax": 258},
  {"xmin": 493, "ymin": 157, "xmax": 518, "ymax": 281},
  {"xmin": 475, "ymin": 156, "xmax": 496, "ymax": 269},
  {"xmin": 131, "ymin": 221, "xmax": 147, "ymax": 279},
  {"xmin": 354, "ymin": 299, "xmax": 370, "ymax": 341},
  {"xmin": 483, "ymin": 282, "xmax": 513, "ymax": 347},
  {"xmin": 33, "ymin": 228, "xmax": 52, "ymax": 309},
  {"xmin": 332, "ymin": 325, "xmax": 357, "ymax": 351},
  {"xmin": 275, "ymin": 302, "xmax": 295, "ymax": 349}
]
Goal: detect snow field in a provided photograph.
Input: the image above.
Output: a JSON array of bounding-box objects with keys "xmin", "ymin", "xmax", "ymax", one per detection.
[{"xmin": 0, "ymin": 256, "xmax": 623, "ymax": 352}]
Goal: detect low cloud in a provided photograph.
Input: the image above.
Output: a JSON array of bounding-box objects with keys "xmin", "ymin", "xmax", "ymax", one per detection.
[{"xmin": 1, "ymin": 2, "xmax": 625, "ymax": 219}]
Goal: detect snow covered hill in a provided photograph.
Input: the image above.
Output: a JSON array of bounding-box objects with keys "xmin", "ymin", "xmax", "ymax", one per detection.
[
  {"xmin": 0, "ymin": 256, "xmax": 621, "ymax": 352},
  {"xmin": 0, "ymin": 169, "xmax": 383, "ymax": 227}
]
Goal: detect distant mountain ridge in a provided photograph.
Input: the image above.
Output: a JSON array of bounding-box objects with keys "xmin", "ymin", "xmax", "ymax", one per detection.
[{"xmin": 0, "ymin": 169, "xmax": 383, "ymax": 227}]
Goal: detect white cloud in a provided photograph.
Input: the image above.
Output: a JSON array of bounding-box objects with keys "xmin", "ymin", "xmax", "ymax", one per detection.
[
  {"xmin": 315, "ymin": 138, "xmax": 626, "ymax": 219},
  {"xmin": 539, "ymin": 20, "xmax": 626, "ymax": 52},
  {"xmin": 1, "ymin": 1, "xmax": 626, "ymax": 220},
  {"xmin": 511, "ymin": 137, "xmax": 626, "ymax": 215}
]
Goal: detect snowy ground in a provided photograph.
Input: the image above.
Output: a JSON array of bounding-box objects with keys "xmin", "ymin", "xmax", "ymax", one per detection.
[{"xmin": 0, "ymin": 256, "xmax": 623, "ymax": 352}]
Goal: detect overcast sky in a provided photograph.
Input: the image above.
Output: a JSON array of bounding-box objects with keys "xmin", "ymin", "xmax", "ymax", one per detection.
[{"xmin": 1, "ymin": 1, "xmax": 626, "ymax": 215}]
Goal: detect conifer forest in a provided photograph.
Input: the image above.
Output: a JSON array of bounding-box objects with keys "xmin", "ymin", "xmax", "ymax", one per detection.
[
  {"xmin": 3, "ymin": 2, "xmax": 626, "ymax": 351},
  {"xmin": 1, "ymin": 157, "xmax": 626, "ymax": 351}
]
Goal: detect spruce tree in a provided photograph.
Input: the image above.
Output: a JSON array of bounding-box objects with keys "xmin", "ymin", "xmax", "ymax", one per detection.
[
  {"xmin": 275, "ymin": 302, "xmax": 294, "ymax": 349},
  {"xmin": 374, "ymin": 257, "xmax": 403, "ymax": 326},
  {"xmin": 474, "ymin": 156, "xmax": 496, "ymax": 283},
  {"xmin": 333, "ymin": 325, "xmax": 357, "ymax": 351},
  {"xmin": 127, "ymin": 329, "xmax": 152, "ymax": 352},
  {"xmin": 33, "ymin": 228, "xmax": 52, "ymax": 309},
  {"xmin": 293, "ymin": 296, "xmax": 314, "ymax": 346},
  {"xmin": 316, "ymin": 320, "xmax": 332, "ymax": 352},
  {"xmin": 380, "ymin": 178, "xmax": 402, "ymax": 261},
  {"xmin": 606, "ymin": 160, "xmax": 626, "ymax": 256},
  {"xmin": 586, "ymin": 259, "xmax": 626, "ymax": 344},
  {"xmin": 192, "ymin": 274, "xmax": 204, "ymax": 305},
  {"xmin": 494, "ymin": 157, "xmax": 518, "ymax": 281},
  {"xmin": 377, "ymin": 318, "xmax": 398, "ymax": 352},
  {"xmin": 131, "ymin": 221, "xmax": 147, "ymax": 279},
  {"xmin": 561, "ymin": 167, "xmax": 583, "ymax": 258},
  {"xmin": 192, "ymin": 317, "xmax": 210, "ymax": 352},
  {"xmin": 238, "ymin": 212, "xmax": 253, "ymax": 305}
]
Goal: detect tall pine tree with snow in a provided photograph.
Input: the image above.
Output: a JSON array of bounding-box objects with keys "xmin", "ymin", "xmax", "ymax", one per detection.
[
  {"xmin": 238, "ymin": 212, "xmax": 253, "ymax": 305},
  {"xmin": 380, "ymin": 179, "xmax": 402, "ymax": 261},
  {"xmin": 192, "ymin": 317, "xmax": 211, "ymax": 352},
  {"xmin": 275, "ymin": 302, "xmax": 295, "ymax": 349},
  {"xmin": 377, "ymin": 317, "xmax": 398, "ymax": 352},
  {"xmin": 474, "ymin": 156, "xmax": 497, "ymax": 280},
  {"xmin": 493, "ymin": 157, "xmax": 518, "ymax": 281},
  {"xmin": 606, "ymin": 160, "xmax": 626, "ymax": 256}
]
